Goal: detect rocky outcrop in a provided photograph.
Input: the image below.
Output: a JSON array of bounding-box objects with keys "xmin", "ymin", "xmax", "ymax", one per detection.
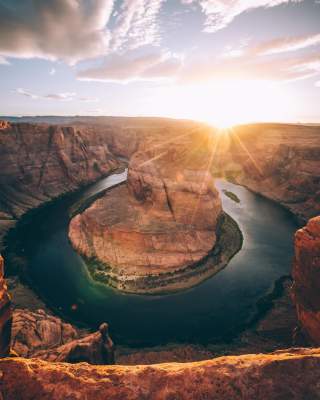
[
  {"xmin": 0, "ymin": 121, "xmax": 119, "ymax": 249},
  {"xmin": 69, "ymin": 145, "xmax": 227, "ymax": 293},
  {"xmin": 11, "ymin": 308, "xmax": 115, "ymax": 364},
  {"xmin": 0, "ymin": 256, "xmax": 11, "ymax": 357},
  {"xmin": 1, "ymin": 349, "xmax": 320, "ymax": 399},
  {"xmin": 11, "ymin": 308, "xmax": 80, "ymax": 357},
  {"xmin": 292, "ymin": 216, "xmax": 320, "ymax": 344},
  {"xmin": 34, "ymin": 323, "xmax": 115, "ymax": 364},
  {"xmin": 221, "ymin": 124, "xmax": 320, "ymax": 222}
]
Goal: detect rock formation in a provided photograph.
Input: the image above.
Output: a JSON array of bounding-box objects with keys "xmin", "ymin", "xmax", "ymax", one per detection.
[
  {"xmin": 33, "ymin": 323, "xmax": 115, "ymax": 365},
  {"xmin": 11, "ymin": 308, "xmax": 80, "ymax": 357},
  {"xmin": 220, "ymin": 124, "xmax": 320, "ymax": 222},
  {"xmin": 69, "ymin": 145, "xmax": 226, "ymax": 293},
  {"xmin": 0, "ymin": 256, "xmax": 11, "ymax": 357},
  {"xmin": 292, "ymin": 216, "xmax": 320, "ymax": 344},
  {"xmin": 1, "ymin": 349, "xmax": 320, "ymax": 399},
  {"xmin": 0, "ymin": 121, "xmax": 119, "ymax": 249}
]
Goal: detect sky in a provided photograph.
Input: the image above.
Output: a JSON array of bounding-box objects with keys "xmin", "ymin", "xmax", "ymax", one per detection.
[{"xmin": 0, "ymin": 0, "xmax": 320, "ymax": 127}]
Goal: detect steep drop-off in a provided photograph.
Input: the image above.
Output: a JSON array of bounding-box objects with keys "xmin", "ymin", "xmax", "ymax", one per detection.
[
  {"xmin": 221, "ymin": 124, "xmax": 320, "ymax": 222},
  {"xmin": 0, "ymin": 121, "xmax": 119, "ymax": 249},
  {"xmin": 0, "ymin": 256, "xmax": 11, "ymax": 357},
  {"xmin": 292, "ymin": 216, "xmax": 320, "ymax": 344}
]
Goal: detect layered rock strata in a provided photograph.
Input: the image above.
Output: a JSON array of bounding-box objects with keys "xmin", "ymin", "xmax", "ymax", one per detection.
[
  {"xmin": 220, "ymin": 124, "xmax": 320, "ymax": 222},
  {"xmin": 0, "ymin": 256, "xmax": 11, "ymax": 357},
  {"xmin": 292, "ymin": 216, "xmax": 320, "ymax": 344},
  {"xmin": 69, "ymin": 147, "xmax": 232, "ymax": 293},
  {"xmin": 1, "ymin": 349, "xmax": 320, "ymax": 399},
  {"xmin": 0, "ymin": 121, "xmax": 119, "ymax": 249},
  {"xmin": 11, "ymin": 308, "xmax": 80, "ymax": 357}
]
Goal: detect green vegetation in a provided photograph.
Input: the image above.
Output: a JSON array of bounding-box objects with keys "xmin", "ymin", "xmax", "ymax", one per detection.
[{"xmin": 223, "ymin": 189, "xmax": 240, "ymax": 203}]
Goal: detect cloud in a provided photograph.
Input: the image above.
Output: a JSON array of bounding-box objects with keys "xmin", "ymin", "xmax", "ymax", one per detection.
[
  {"xmin": 0, "ymin": 0, "xmax": 114, "ymax": 64},
  {"xmin": 15, "ymin": 88, "xmax": 76, "ymax": 101},
  {"xmin": 77, "ymin": 50, "xmax": 182, "ymax": 82},
  {"xmin": 251, "ymin": 33, "xmax": 320, "ymax": 56},
  {"xmin": 0, "ymin": 56, "xmax": 10, "ymax": 65},
  {"xmin": 110, "ymin": 0, "xmax": 165, "ymax": 51},
  {"xmin": 0, "ymin": 0, "xmax": 165, "ymax": 64},
  {"xmin": 182, "ymin": 0, "xmax": 303, "ymax": 32},
  {"xmin": 221, "ymin": 32, "xmax": 320, "ymax": 59},
  {"xmin": 79, "ymin": 96, "xmax": 99, "ymax": 102},
  {"xmin": 49, "ymin": 68, "xmax": 56, "ymax": 76}
]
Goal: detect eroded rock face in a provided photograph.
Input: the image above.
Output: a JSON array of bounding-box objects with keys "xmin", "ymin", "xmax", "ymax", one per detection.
[
  {"xmin": 222, "ymin": 124, "xmax": 320, "ymax": 222},
  {"xmin": 0, "ymin": 256, "xmax": 12, "ymax": 357},
  {"xmin": 11, "ymin": 308, "xmax": 79, "ymax": 357},
  {"xmin": 0, "ymin": 122, "xmax": 119, "ymax": 249},
  {"xmin": 292, "ymin": 216, "xmax": 320, "ymax": 344},
  {"xmin": 69, "ymin": 146, "xmax": 222, "ymax": 293},
  {"xmin": 1, "ymin": 349, "xmax": 320, "ymax": 399}
]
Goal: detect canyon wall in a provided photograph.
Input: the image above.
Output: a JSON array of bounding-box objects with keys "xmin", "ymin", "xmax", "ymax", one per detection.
[
  {"xmin": 222, "ymin": 124, "xmax": 320, "ymax": 222},
  {"xmin": 1, "ymin": 349, "xmax": 320, "ymax": 399},
  {"xmin": 292, "ymin": 216, "xmax": 320, "ymax": 344},
  {"xmin": 0, "ymin": 256, "xmax": 11, "ymax": 357},
  {"xmin": 0, "ymin": 121, "xmax": 120, "ymax": 249}
]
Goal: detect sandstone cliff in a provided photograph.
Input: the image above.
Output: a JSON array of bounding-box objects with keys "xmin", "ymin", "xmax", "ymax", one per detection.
[
  {"xmin": 1, "ymin": 349, "xmax": 320, "ymax": 399},
  {"xmin": 0, "ymin": 256, "xmax": 11, "ymax": 357},
  {"xmin": 0, "ymin": 121, "xmax": 119, "ymax": 249},
  {"xmin": 11, "ymin": 308, "xmax": 80, "ymax": 358},
  {"xmin": 220, "ymin": 124, "xmax": 320, "ymax": 222},
  {"xmin": 292, "ymin": 216, "xmax": 320, "ymax": 344}
]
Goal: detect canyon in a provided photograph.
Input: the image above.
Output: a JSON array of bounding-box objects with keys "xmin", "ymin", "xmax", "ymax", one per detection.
[
  {"xmin": 221, "ymin": 124, "xmax": 320, "ymax": 223},
  {"xmin": 68, "ymin": 140, "xmax": 241, "ymax": 293},
  {"xmin": 0, "ymin": 118, "xmax": 319, "ymax": 398}
]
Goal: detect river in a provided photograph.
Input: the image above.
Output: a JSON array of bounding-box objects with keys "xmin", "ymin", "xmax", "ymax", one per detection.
[{"xmin": 6, "ymin": 171, "xmax": 298, "ymax": 347}]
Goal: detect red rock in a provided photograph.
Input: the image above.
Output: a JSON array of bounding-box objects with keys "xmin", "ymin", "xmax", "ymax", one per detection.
[
  {"xmin": 221, "ymin": 124, "xmax": 320, "ymax": 222},
  {"xmin": 0, "ymin": 122, "xmax": 120, "ymax": 249},
  {"xmin": 292, "ymin": 216, "xmax": 320, "ymax": 344},
  {"xmin": 1, "ymin": 349, "xmax": 320, "ymax": 399},
  {"xmin": 69, "ymin": 146, "xmax": 222, "ymax": 293},
  {"xmin": 0, "ymin": 256, "xmax": 12, "ymax": 357},
  {"xmin": 11, "ymin": 308, "xmax": 79, "ymax": 358}
]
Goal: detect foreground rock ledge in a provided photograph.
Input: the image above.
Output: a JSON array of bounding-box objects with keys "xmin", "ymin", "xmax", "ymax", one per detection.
[{"xmin": 1, "ymin": 349, "xmax": 320, "ymax": 399}]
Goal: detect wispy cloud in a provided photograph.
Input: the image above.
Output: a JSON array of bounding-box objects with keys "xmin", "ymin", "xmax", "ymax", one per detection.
[
  {"xmin": 110, "ymin": 0, "xmax": 165, "ymax": 51},
  {"xmin": 15, "ymin": 88, "xmax": 76, "ymax": 101},
  {"xmin": 49, "ymin": 68, "xmax": 56, "ymax": 76},
  {"xmin": 0, "ymin": 55, "xmax": 10, "ymax": 65},
  {"xmin": 180, "ymin": 52, "xmax": 320, "ymax": 84},
  {"xmin": 79, "ymin": 96, "xmax": 100, "ymax": 103},
  {"xmin": 77, "ymin": 49, "xmax": 182, "ymax": 83},
  {"xmin": 252, "ymin": 33, "xmax": 320, "ymax": 55},
  {"xmin": 182, "ymin": 0, "xmax": 303, "ymax": 32}
]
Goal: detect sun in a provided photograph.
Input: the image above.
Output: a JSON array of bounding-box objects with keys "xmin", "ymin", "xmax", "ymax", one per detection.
[{"xmin": 146, "ymin": 79, "xmax": 296, "ymax": 128}]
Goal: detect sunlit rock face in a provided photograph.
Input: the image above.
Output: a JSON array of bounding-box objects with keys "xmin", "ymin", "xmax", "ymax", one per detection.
[
  {"xmin": 292, "ymin": 216, "xmax": 320, "ymax": 344},
  {"xmin": 11, "ymin": 309, "xmax": 79, "ymax": 358},
  {"xmin": 0, "ymin": 121, "xmax": 119, "ymax": 249},
  {"xmin": 221, "ymin": 124, "xmax": 320, "ymax": 222},
  {"xmin": 0, "ymin": 255, "xmax": 12, "ymax": 357},
  {"xmin": 69, "ymin": 145, "xmax": 222, "ymax": 293},
  {"xmin": 1, "ymin": 349, "xmax": 320, "ymax": 399}
]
